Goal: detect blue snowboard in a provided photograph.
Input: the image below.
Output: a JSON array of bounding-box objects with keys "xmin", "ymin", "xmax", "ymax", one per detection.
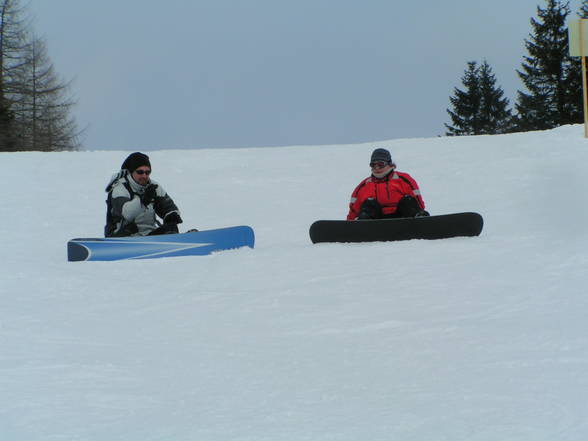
[{"xmin": 67, "ymin": 226, "xmax": 255, "ymax": 261}]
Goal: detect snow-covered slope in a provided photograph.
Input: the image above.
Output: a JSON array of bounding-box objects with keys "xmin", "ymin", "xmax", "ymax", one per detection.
[{"xmin": 1, "ymin": 125, "xmax": 587, "ymax": 440}]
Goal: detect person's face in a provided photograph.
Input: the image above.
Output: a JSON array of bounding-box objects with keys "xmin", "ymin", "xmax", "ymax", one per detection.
[
  {"xmin": 370, "ymin": 161, "xmax": 393, "ymax": 175},
  {"xmin": 132, "ymin": 166, "xmax": 151, "ymax": 185}
]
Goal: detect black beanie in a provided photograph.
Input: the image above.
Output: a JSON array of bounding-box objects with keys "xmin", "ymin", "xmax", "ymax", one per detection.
[
  {"xmin": 370, "ymin": 148, "xmax": 392, "ymax": 164},
  {"xmin": 121, "ymin": 152, "xmax": 151, "ymax": 173}
]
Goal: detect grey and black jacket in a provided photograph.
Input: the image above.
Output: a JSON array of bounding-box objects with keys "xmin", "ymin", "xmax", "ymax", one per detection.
[{"xmin": 104, "ymin": 170, "xmax": 181, "ymax": 237}]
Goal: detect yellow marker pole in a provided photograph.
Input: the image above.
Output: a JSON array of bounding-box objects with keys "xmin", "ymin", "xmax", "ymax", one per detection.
[{"xmin": 580, "ymin": 20, "xmax": 588, "ymax": 138}]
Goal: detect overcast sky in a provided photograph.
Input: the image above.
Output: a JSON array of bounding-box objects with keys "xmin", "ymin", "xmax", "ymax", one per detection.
[{"xmin": 29, "ymin": 0, "xmax": 584, "ymax": 150}]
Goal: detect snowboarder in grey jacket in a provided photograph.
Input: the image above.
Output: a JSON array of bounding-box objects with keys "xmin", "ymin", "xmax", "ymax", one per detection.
[{"xmin": 105, "ymin": 152, "xmax": 182, "ymax": 237}]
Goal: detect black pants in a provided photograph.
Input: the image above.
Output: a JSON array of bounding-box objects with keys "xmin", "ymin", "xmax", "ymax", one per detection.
[
  {"xmin": 148, "ymin": 223, "xmax": 179, "ymax": 235},
  {"xmin": 358, "ymin": 196, "xmax": 428, "ymax": 219}
]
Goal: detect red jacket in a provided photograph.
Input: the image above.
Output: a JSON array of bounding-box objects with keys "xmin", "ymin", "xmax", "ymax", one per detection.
[{"xmin": 347, "ymin": 171, "xmax": 425, "ymax": 220}]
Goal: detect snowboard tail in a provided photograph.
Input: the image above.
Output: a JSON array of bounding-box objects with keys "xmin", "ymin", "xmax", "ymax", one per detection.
[
  {"xmin": 309, "ymin": 212, "xmax": 483, "ymax": 244},
  {"xmin": 67, "ymin": 226, "xmax": 255, "ymax": 261}
]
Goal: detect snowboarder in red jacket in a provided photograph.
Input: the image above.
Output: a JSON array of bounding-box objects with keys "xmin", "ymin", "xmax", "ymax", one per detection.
[{"xmin": 347, "ymin": 148, "xmax": 429, "ymax": 220}]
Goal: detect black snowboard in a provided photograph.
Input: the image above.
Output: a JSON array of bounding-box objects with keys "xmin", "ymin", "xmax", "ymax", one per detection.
[{"xmin": 309, "ymin": 212, "xmax": 483, "ymax": 244}]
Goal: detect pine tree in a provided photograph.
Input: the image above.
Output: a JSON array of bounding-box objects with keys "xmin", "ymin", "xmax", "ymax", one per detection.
[
  {"xmin": 14, "ymin": 36, "xmax": 79, "ymax": 150},
  {"xmin": 515, "ymin": 0, "xmax": 582, "ymax": 131},
  {"xmin": 445, "ymin": 61, "xmax": 512, "ymax": 136},
  {"xmin": 0, "ymin": 0, "xmax": 79, "ymax": 151},
  {"xmin": 0, "ymin": 0, "xmax": 27, "ymax": 150},
  {"xmin": 477, "ymin": 60, "xmax": 514, "ymax": 134},
  {"xmin": 445, "ymin": 62, "xmax": 481, "ymax": 136}
]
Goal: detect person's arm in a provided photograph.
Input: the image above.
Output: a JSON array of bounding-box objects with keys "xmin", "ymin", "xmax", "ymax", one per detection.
[
  {"xmin": 347, "ymin": 181, "xmax": 366, "ymax": 220},
  {"xmin": 108, "ymin": 184, "xmax": 142, "ymax": 236},
  {"xmin": 398, "ymin": 173, "xmax": 425, "ymax": 210},
  {"xmin": 153, "ymin": 184, "xmax": 182, "ymax": 224}
]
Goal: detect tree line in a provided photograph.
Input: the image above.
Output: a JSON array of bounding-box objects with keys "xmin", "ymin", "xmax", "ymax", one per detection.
[
  {"xmin": 445, "ymin": 0, "xmax": 588, "ymax": 136},
  {"xmin": 0, "ymin": 0, "xmax": 79, "ymax": 151},
  {"xmin": 2, "ymin": 0, "xmax": 585, "ymax": 150}
]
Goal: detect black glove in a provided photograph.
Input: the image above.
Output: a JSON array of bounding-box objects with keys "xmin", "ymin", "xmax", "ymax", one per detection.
[
  {"xmin": 141, "ymin": 184, "xmax": 158, "ymax": 206},
  {"xmin": 164, "ymin": 212, "xmax": 183, "ymax": 225},
  {"xmin": 396, "ymin": 195, "xmax": 423, "ymax": 218},
  {"xmin": 358, "ymin": 198, "xmax": 382, "ymax": 219}
]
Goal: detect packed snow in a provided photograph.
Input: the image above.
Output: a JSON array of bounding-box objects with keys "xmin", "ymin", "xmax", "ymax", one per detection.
[{"xmin": 1, "ymin": 125, "xmax": 588, "ymax": 441}]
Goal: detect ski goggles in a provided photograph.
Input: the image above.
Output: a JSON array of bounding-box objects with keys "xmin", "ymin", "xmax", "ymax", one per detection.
[{"xmin": 369, "ymin": 161, "xmax": 388, "ymax": 169}]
